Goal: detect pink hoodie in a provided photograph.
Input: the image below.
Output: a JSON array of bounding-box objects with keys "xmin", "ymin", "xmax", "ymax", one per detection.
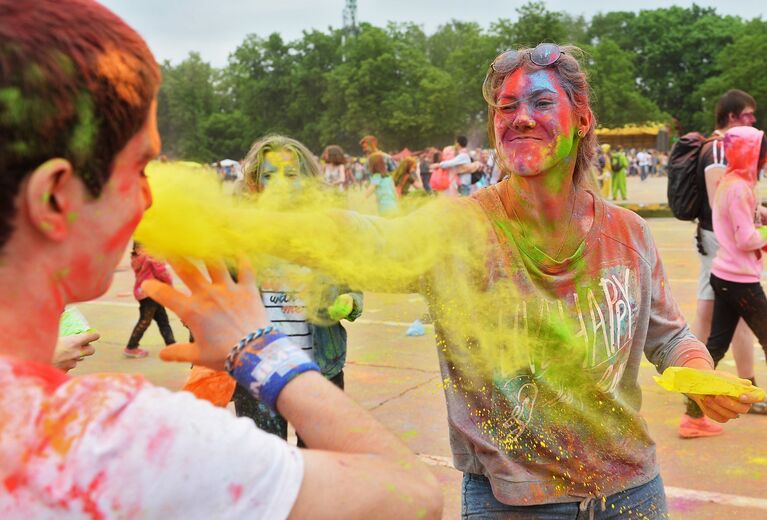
[
  {"xmin": 131, "ymin": 253, "xmax": 173, "ymax": 300},
  {"xmin": 711, "ymin": 126, "xmax": 767, "ymax": 283}
]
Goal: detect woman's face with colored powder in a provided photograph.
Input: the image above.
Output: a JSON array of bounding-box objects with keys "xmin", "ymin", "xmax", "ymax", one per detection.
[
  {"xmin": 493, "ymin": 68, "xmax": 579, "ymax": 179},
  {"xmin": 259, "ymin": 149, "xmax": 299, "ymax": 190}
]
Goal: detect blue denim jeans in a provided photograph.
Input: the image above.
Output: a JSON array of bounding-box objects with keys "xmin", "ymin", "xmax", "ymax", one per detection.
[{"xmin": 462, "ymin": 473, "xmax": 668, "ymax": 519}]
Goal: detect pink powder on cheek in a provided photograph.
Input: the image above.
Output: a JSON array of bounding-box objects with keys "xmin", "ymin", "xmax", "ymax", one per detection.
[{"xmin": 104, "ymin": 211, "xmax": 143, "ymax": 253}]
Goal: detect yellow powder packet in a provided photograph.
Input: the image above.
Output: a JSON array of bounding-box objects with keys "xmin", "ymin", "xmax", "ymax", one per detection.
[{"xmin": 654, "ymin": 367, "xmax": 766, "ymax": 400}]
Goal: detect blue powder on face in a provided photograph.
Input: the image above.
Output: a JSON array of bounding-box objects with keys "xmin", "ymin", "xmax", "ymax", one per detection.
[{"xmin": 527, "ymin": 70, "xmax": 557, "ymax": 95}]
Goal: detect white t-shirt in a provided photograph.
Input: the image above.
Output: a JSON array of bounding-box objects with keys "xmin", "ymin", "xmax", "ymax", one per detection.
[
  {"xmin": 0, "ymin": 358, "xmax": 303, "ymax": 519},
  {"xmin": 637, "ymin": 151, "xmax": 651, "ymax": 167},
  {"xmin": 261, "ymin": 285, "xmax": 314, "ymax": 359}
]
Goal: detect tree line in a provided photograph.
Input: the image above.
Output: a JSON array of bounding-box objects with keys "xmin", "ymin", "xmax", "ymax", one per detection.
[{"xmin": 157, "ymin": 1, "xmax": 767, "ymax": 162}]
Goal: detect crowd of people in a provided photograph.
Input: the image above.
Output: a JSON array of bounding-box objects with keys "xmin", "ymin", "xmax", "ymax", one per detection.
[
  {"xmin": 2, "ymin": 1, "xmax": 766, "ymax": 519},
  {"xmin": 209, "ymin": 138, "xmax": 672, "ymax": 209}
]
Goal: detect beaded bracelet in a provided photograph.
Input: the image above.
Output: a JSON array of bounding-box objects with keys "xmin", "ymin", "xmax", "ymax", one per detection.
[
  {"xmin": 224, "ymin": 326, "xmax": 275, "ymax": 374},
  {"xmin": 226, "ymin": 326, "xmax": 320, "ymax": 410}
]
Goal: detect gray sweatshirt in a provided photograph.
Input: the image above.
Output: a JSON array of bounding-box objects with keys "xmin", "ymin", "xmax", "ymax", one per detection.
[{"xmin": 432, "ymin": 186, "xmax": 713, "ymax": 504}]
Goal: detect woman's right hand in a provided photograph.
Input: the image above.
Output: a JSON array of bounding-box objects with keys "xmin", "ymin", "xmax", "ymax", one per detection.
[{"xmin": 142, "ymin": 258, "xmax": 270, "ymax": 371}]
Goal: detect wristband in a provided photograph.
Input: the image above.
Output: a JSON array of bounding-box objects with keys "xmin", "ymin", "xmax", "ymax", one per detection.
[{"xmin": 227, "ymin": 328, "xmax": 319, "ymax": 411}]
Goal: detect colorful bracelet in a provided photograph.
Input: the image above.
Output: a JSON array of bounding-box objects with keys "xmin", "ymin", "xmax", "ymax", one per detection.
[
  {"xmin": 226, "ymin": 327, "xmax": 320, "ymax": 411},
  {"xmin": 224, "ymin": 326, "xmax": 275, "ymax": 373}
]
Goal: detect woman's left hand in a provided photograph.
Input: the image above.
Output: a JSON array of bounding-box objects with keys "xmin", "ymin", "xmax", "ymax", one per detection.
[
  {"xmin": 688, "ymin": 391, "xmax": 757, "ymax": 423},
  {"xmin": 682, "ymin": 359, "xmax": 760, "ymax": 422}
]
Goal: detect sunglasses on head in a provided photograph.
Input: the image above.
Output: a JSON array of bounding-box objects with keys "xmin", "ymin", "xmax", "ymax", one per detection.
[{"xmin": 491, "ymin": 43, "xmax": 563, "ymax": 74}]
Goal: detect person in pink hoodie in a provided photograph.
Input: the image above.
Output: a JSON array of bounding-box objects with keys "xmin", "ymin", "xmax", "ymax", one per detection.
[
  {"xmin": 705, "ymin": 126, "xmax": 767, "ymax": 411},
  {"xmin": 125, "ymin": 241, "xmax": 176, "ymax": 358}
]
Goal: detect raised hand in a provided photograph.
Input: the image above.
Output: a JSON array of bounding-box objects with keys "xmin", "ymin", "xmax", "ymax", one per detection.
[{"xmin": 143, "ymin": 258, "xmax": 270, "ymax": 370}]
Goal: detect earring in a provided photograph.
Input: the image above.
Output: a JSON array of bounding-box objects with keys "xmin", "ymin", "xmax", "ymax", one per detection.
[{"xmin": 577, "ymin": 129, "xmax": 584, "ymax": 137}]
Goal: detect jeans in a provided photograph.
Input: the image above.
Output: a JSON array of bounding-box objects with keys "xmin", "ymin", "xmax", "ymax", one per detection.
[
  {"xmin": 640, "ymin": 165, "xmax": 650, "ymax": 181},
  {"xmin": 233, "ymin": 370, "xmax": 345, "ymax": 447},
  {"xmin": 126, "ymin": 297, "xmax": 176, "ymax": 349},
  {"xmin": 461, "ymin": 474, "xmax": 668, "ymax": 519}
]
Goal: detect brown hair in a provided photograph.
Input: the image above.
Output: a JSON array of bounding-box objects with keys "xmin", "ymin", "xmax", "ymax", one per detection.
[
  {"xmin": 715, "ymin": 89, "xmax": 756, "ymax": 130},
  {"xmin": 482, "ymin": 45, "xmax": 596, "ymax": 187},
  {"xmin": 0, "ymin": 0, "xmax": 160, "ymax": 248},
  {"xmin": 367, "ymin": 152, "xmax": 388, "ymax": 175},
  {"xmin": 322, "ymin": 145, "xmax": 346, "ymax": 166}
]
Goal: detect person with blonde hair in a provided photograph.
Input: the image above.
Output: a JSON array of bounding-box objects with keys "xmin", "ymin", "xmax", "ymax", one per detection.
[
  {"xmin": 242, "ymin": 134, "xmax": 321, "ymax": 192},
  {"xmin": 233, "ymin": 135, "xmax": 364, "ymax": 445}
]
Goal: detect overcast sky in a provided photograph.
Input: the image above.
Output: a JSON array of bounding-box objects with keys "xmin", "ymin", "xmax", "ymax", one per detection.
[{"xmin": 100, "ymin": 0, "xmax": 766, "ymax": 67}]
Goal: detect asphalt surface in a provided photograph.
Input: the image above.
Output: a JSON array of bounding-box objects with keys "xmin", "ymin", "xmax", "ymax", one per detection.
[{"xmin": 72, "ymin": 176, "xmax": 767, "ymax": 519}]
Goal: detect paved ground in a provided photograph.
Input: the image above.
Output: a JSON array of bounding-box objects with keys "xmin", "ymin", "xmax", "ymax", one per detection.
[{"xmin": 72, "ymin": 176, "xmax": 767, "ymax": 519}]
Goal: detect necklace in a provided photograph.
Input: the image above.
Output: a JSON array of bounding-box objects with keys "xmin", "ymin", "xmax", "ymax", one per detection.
[{"xmin": 503, "ymin": 181, "xmax": 577, "ymax": 261}]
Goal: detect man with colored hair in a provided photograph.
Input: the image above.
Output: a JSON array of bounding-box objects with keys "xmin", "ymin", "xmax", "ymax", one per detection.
[
  {"xmin": 359, "ymin": 134, "xmax": 396, "ymax": 172},
  {"xmin": 0, "ymin": 1, "xmax": 442, "ymax": 518}
]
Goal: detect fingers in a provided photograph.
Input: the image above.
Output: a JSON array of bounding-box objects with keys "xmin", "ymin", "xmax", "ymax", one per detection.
[
  {"xmin": 79, "ymin": 343, "xmax": 96, "ymax": 358},
  {"xmin": 72, "ymin": 331, "xmax": 101, "ymax": 345},
  {"xmin": 713, "ymin": 395, "xmax": 751, "ymax": 415},
  {"xmin": 60, "ymin": 360, "xmax": 77, "ymax": 372},
  {"xmin": 159, "ymin": 343, "xmax": 200, "ymax": 364},
  {"xmin": 700, "ymin": 395, "xmax": 747, "ymax": 423},
  {"xmin": 236, "ymin": 257, "xmax": 256, "ymax": 287},
  {"xmin": 739, "ymin": 391, "xmax": 764, "ymax": 404},
  {"xmin": 169, "ymin": 258, "xmax": 209, "ymax": 292},
  {"xmin": 143, "ymin": 280, "xmax": 191, "ymax": 317},
  {"xmin": 206, "ymin": 260, "xmax": 233, "ymax": 287}
]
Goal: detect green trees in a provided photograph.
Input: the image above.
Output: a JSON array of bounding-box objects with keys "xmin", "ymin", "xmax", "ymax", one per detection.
[
  {"xmin": 695, "ymin": 19, "xmax": 767, "ymax": 130},
  {"xmin": 157, "ymin": 52, "xmax": 217, "ymax": 161},
  {"xmin": 587, "ymin": 39, "xmax": 667, "ymax": 127},
  {"xmin": 156, "ymin": 2, "xmax": 760, "ymax": 161}
]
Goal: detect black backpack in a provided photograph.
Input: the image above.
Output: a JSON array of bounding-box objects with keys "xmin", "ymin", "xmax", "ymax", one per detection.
[
  {"xmin": 667, "ymin": 133, "xmax": 717, "ymax": 221},
  {"xmin": 610, "ymin": 154, "xmax": 621, "ymax": 172}
]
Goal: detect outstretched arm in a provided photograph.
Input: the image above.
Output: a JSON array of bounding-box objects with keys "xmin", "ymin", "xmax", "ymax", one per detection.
[
  {"xmin": 223, "ymin": 201, "xmax": 489, "ymax": 293},
  {"xmin": 145, "ymin": 259, "xmax": 442, "ymax": 519}
]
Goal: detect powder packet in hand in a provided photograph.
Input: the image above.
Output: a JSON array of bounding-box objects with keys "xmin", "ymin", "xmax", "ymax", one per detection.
[
  {"xmin": 654, "ymin": 366, "xmax": 766, "ymax": 400},
  {"xmin": 59, "ymin": 306, "xmax": 96, "ymax": 336}
]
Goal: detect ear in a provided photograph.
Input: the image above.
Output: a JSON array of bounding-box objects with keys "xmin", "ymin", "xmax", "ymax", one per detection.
[
  {"xmin": 25, "ymin": 159, "xmax": 87, "ymax": 242},
  {"xmin": 577, "ymin": 109, "xmax": 594, "ymax": 137}
]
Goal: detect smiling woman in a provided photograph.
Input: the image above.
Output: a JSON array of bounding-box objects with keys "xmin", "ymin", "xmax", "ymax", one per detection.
[{"xmin": 452, "ymin": 43, "xmax": 749, "ymax": 518}]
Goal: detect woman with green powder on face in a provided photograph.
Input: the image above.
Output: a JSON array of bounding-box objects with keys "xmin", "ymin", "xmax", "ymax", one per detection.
[
  {"xmin": 143, "ymin": 46, "xmax": 758, "ymax": 519},
  {"xmin": 185, "ymin": 135, "xmax": 365, "ymax": 444}
]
